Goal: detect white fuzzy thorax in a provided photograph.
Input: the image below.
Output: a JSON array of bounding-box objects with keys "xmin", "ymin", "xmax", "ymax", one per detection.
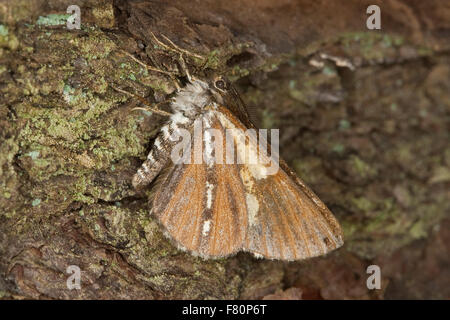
[
  {"xmin": 171, "ymin": 80, "xmax": 210, "ymax": 116},
  {"xmin": 170, "ymin": 112, "xmax": 190, "ymax": 125}
]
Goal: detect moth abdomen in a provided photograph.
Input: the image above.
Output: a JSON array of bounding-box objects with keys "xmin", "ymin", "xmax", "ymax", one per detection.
[
  {"xmin": 132, "ymin": 126, "xmax": 171, "ymax": 189},
  {"xmin": 132, "ymin": 111, "xmax": 194, "ymax": 190}
]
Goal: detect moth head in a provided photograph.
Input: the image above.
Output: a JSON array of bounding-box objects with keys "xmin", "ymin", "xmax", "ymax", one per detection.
[
  {"xmin": 207, "ymin": 75, "xmax": 231, "ymax": 105},
  {"xmin": 208, "ymin": 75, "xmax": 254, "ymax": 128},
  {"xmin": 212, "ymin": 76, "xmax": 229, "ymax": 92}
]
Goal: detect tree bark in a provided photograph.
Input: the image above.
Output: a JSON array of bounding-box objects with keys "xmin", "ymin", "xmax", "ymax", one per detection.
[{"xmin": 0, "ymin": 0, "xmax": 449, "ymax": 299}]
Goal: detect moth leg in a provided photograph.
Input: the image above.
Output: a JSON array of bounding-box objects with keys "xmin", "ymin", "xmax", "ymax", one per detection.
[{"xmin": 110, "ymin": 84, "xmax": 172, "ymax": 117}]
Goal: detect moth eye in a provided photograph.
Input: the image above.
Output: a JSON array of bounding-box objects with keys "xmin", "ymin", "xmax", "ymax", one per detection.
[{"xmin": 214, "ymin": 79, "xmax": 227, "ymax": 91}]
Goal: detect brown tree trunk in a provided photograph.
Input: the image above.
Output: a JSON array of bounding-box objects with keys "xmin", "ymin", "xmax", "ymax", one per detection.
[{"xmin": 0, "ymin": 0, "xmax": 449, "ymax": 299}]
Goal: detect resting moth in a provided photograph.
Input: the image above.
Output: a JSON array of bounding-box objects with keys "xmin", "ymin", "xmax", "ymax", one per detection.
[{"xmin": 130, "ymin": 70, "xmax": 344, "ymax": 261}]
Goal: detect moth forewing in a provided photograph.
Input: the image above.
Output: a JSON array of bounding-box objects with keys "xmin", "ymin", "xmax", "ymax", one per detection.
[
  {"xmin": 202, "ymin": 116, "xmax": 224, "ymax": 166},
  {"xmin": 169, "ymin": 126, "xmax": 192, "ymax": 165},
  {"xmin": 214, "ymin": 107, "xmax": 344, "ymax": 260},
  {"xmin": 152, "ymin": 113, "xmax": 248, "ymax": 258}
]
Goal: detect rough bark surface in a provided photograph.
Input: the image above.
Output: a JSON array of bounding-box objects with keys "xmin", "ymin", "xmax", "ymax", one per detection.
[{"xmin": 0, "ymin": 0, "xmax": 449, "ymax": 299}]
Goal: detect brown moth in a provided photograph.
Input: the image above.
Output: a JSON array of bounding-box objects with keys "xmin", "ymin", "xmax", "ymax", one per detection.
[{"xmin": 132, "ymin": 75, "xmax": 344, "ymax": 261}]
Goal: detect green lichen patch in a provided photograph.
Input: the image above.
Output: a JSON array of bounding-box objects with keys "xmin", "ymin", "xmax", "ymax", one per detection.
[
  {"xmin": 36, "ymin": 14, "xmax": 71, "ymax": 26},
  {"xmin": 0, "ymin": 24, "xmax": 19, "ymax": 50},
  {"xmin": 31, "ymin": 198, "xmax": 41, "ymax": 206}
]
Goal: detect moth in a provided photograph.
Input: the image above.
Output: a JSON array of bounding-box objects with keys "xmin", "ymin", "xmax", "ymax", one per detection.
[{"xmin": 131, "ymin": 72, "xmax": 344, "ymax": 261}]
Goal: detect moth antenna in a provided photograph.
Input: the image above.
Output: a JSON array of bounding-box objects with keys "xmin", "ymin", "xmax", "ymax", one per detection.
[
  {"xmin": 150, "ymin": 31, "xmax": 204, "ymax": 60},
  {"xmin": 149, "ymin": 31, "xmax": 207, "ymax": 81},
  {"xmin": 110, "ymin": 85, "xmax": 172, "ymax": 117},
  {"xmin": 119, "ymin": 49, "xmax": 181, "ymax": 91}
]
